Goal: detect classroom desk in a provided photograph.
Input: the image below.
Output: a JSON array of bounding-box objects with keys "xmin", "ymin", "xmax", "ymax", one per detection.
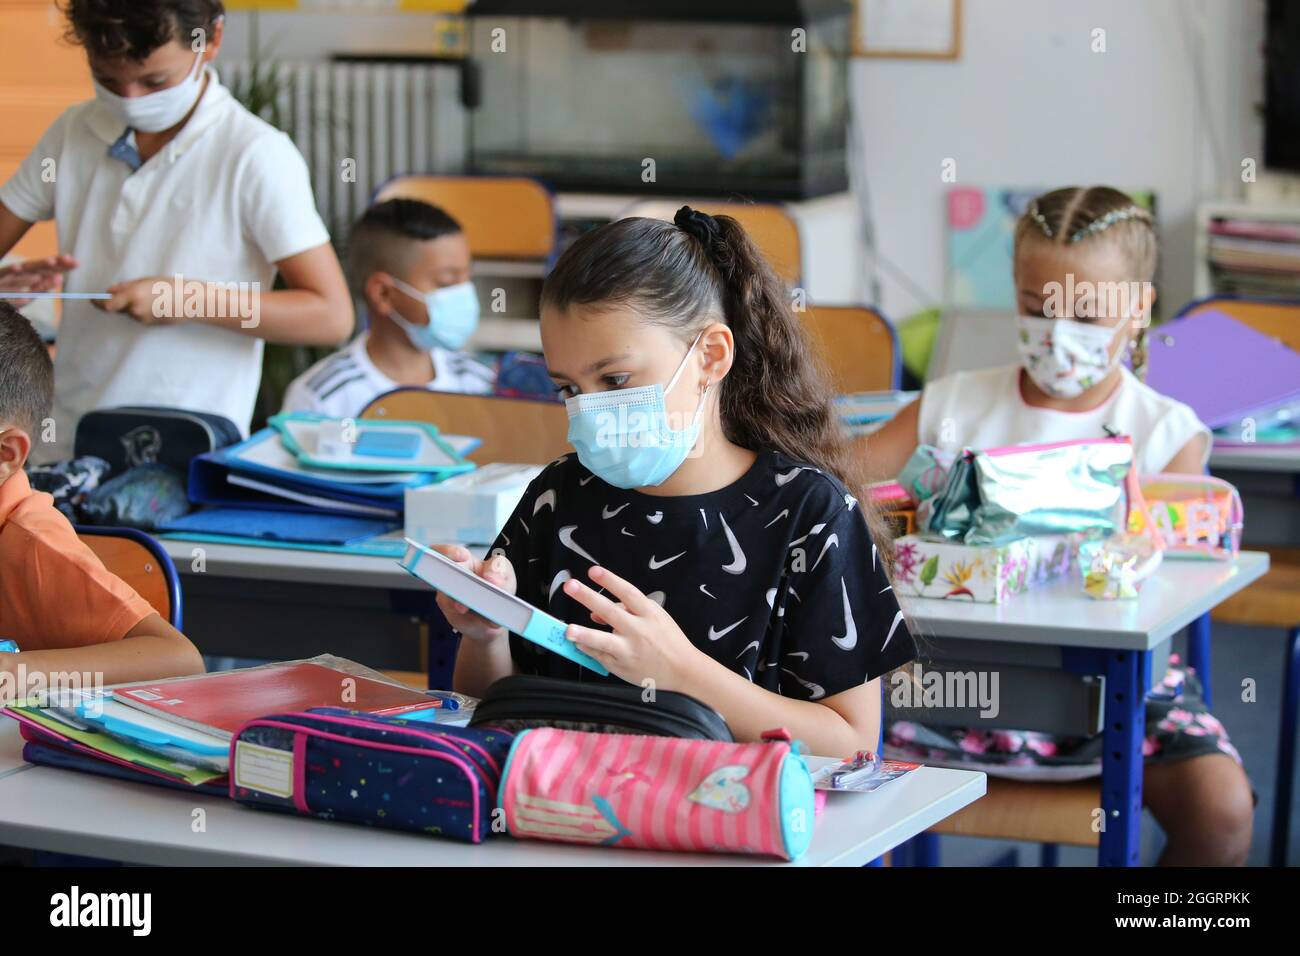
[
  {"xmin": 896, "ymin": 552, "xmax": 1270, "ymax": 867},
  {"xmin": 1209, "ymin": 445, "xmax": 1300, "ymax": 474},
  {"xmin": 0, "ymin": 721, "xmax": 985, "ymax": 867}
]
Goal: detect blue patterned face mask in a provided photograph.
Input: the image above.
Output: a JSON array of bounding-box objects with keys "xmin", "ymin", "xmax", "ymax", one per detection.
[
  {"xmin": 565, "ymin": 331, "xmax": 711, "ymax": 489},
  {"xmin": 387, "ymin": 278, "xmax": 480, "ymax": 351}
]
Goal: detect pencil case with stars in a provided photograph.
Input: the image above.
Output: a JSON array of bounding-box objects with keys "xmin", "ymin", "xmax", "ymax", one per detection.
[{"xmin": 229, "ymin": 708, "xmax": 513, "ymax": 843}]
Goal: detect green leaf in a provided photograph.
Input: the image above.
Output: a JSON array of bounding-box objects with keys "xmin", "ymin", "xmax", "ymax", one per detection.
[{"xmin": 919, "ymin": 555, "xmax": 939, "ymax": 588}]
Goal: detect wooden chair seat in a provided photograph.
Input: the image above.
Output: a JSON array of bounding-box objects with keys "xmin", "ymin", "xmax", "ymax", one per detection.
[
  {"xmin": 929, "ymin": 776, "xmax": 1101, "ymax": 847},
  {"xmin": 801, "ymin": 304, "xmax": 898, "ymax": 394},
  {"xmin": 1211, "ymin": 547, "xmax": 1300, "ymax": 630}
]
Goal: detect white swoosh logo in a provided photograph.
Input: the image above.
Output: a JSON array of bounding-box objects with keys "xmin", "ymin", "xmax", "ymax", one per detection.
[
  {"xmin": 700, "ymin": 584, "xmax": 716, "ymax": 599},
  {"xmin": 765, "ymin": 587, "xmax": 777, "ymax": 607},
  {"xmin": 707, "ymin": 616, "xmax": 749, "ymax": 641},
  {"xmin": 648, "ymin": 551, "xmax": 686, "ymax": 570},
  {"xmin": 745, "ymin": 494, "xmax": 759, "ymax": 506},
  {"xmin": 775, "ymin": 467, "xmax": 804, "ymax": 487},
  {"xmin": 520, "ymin": 519, "xmax": 529, "ymax": 535},
  {"xmin": 763, "ymin": 509, "xmax": 789, "ymax": 529},
  {"xmin": 533, "ymin": 490, "xmax": 557, "ymax": 515},
  {"xmin": 621, "ymin": 527, "xmax": 636, "ymax": 537},
  {"xmin": 500, "ymin": 532, "xmax": 510, "ymax": 546},
  {"xmin": 548, "ymin": 570, "xmax": 572, "ymax": 602},
  {"xmin": 646, "ymin": 511, "xmax": 663, "ymax": 524},
  {"xmin": 810, "ymin": 533, "xmax": 839, "ymax": 573},
  {"xmin": 881, "ymin": 609, "xmax": 906, "ymax": 651},
  {"xmin": 699, "ymin": 509, "xmax": 708, "ymax": 528},
  {"xmin": 845, "ymin": 494, "xmax": 858, "ymax": 511},
  {"xmin": 720, "ymin": 513, "xmax": 746, "ymax": 575},
  {"xmin": 579, "ymin": 475, "xmax": 595, "ymax": 486},
  {"xmin": 735, "ymin": 640, "xmax": 760, "ymax": 658},
  {"xmin": 646, "ymin": 591, "xmax": 666, "ymax": 607},
  {"xmin": 558, "ymin": 526, "xmax": 598, "ymax": 564},
  {"xmin": 602, "ymin": 502, "xmax": 629, "ymax": 519},
  {"xmin": 781, "ymin": 668, "xmax": 825, "ymax": 700},
  {"xmin": 786, "ymin": 651, "xmax": 809, "ymax": 661},
  {"xmin": 832, "ymin": 578, "xmax": 857, "ymax": 651}
]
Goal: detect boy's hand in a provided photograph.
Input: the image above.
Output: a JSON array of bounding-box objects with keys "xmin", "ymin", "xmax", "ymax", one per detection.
[
  {"xmin": 563, "ymin": 566, "xmax": 705, "ymax": 691},
  {"xmin": 0, "ymin": 254, "xmax": 77, "ymax": 307},
  {"xmin": 432, "ymin": 545, "xmax": 516, "ymax": 644},
  {"xmin": 96, "ymin": 277, "xmax": 184, "ymax": 325}
]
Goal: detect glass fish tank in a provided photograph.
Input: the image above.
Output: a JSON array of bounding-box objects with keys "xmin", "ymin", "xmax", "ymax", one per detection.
[{"xmin": 464, "ymin": 1, "xmax": 851, "ymax": 199}]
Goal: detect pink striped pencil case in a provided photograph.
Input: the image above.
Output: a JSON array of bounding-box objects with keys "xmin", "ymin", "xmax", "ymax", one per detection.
[{"xmin": 498, "ymin": 727, "xmax": 816, "ymax": 860}]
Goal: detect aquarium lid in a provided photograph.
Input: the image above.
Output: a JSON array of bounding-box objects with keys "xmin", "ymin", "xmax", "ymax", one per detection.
[{"xmin": 464, "ymin": 0, "xmax": 851, "ymax": 25}]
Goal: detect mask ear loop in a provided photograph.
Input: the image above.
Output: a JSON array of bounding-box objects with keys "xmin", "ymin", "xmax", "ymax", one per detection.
[{"xmin": 662, "ymin": 328, "xmax": 714, "ymax": 436}]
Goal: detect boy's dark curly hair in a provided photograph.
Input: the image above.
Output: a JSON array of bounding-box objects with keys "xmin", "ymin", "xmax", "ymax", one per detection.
[{"xmin": 62, "ymin": 1, "xmax": 225, "ymax": 62}]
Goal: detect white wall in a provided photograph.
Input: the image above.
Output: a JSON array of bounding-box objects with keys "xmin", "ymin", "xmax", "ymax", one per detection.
[
  {"xmin": 853, "ymin": 0, "xmax": 1265, "ymax": 320},
  {"xmin": 224, "ymin": 1, "xmax": 1266, "ymax": 319}
]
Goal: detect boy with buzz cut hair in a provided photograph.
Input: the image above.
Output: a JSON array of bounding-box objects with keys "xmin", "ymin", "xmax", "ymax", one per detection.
[
  {"xmin": 282, "ymin": 198, "xmax": 495, "ymax": 418},
  {"xmin": 0, "ymin": 303, "xmax": 204, "ymax": 701}
]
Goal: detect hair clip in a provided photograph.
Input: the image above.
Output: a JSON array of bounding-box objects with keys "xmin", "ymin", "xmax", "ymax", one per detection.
[
  {"xmin": 1027, "ymin": 201, "xmax": 1054, "ymax": 239},
  {"xmin": 1069, "ymin": 206, "xmax": 1149, "ymax": 243}
]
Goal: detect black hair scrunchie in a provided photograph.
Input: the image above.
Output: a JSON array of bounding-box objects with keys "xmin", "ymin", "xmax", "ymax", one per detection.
[{"xmin": 674, "ymin": 205, "xmax": 723, "ymax": 252}]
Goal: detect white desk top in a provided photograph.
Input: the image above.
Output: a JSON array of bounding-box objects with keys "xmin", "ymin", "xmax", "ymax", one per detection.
[
  {"xmin": 900, "ymin": 551, "xmax": 1269, "ymax": 651},
  {"xmin": 0, "ymin": 720, "xmax": 982, "ymax": 867},
  {"xmin": 1210, "ymin": 445, "xmax": 1300, "ymax": 473}
]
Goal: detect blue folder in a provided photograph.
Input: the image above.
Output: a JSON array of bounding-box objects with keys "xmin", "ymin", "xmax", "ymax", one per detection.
[
  {"xmin": 161, "ymin": 507, "xmax": 399, "ymax": 546},
  {"xmin": 188, "ymin": 428, "xmax": 433, "ymax": 514}
]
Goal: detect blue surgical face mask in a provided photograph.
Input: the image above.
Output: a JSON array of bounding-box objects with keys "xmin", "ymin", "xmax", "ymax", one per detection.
[
  {"xmin": 386, "ymin": 277, "xmax": 480, "ymax": 351},
  {"xmin": 565, "ymin": 331, "xmax": 712, "ymax": 489}
]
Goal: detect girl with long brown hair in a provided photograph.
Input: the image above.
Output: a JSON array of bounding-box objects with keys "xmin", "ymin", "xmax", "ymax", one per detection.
[{"xmin": 435, "ymin": 207, "xmax": 915, "ymax": 756}]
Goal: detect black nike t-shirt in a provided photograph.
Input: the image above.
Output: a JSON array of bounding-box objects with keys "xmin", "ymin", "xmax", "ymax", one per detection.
[{"xmin": 488, "ymin": 450, "xmax": 916, "ymax": 701}]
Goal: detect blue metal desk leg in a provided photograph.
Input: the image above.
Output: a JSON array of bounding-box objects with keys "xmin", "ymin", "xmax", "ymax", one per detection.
[
  {"xmin": 1100, "ymin": 648, "xmax": 1152, "ymax": 867},
  {"xmin": 1272, "ymin": 625, "xmax": 1300, "ymax": 868},
  {"xmin": 1188, "ymin": 612, "xmax": 1212, "ymax": 709}
]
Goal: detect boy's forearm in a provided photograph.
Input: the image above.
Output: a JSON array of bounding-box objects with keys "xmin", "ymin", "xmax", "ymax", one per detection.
[
  {"xmin": 177, "ymin": 285, "xmax": 354, "ymax": 345},
  {"xmin": 0, "ymin": 633, "xmax": 204, "ymax": 703}
]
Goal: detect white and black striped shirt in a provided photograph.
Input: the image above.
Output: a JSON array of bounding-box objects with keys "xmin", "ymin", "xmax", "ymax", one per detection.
[{"xmin": 281, "ymin": 331, "xmax": 495, "ymax": 418}]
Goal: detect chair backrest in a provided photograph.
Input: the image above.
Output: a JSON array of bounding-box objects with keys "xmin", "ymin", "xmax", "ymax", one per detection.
[
  {"xmin": 361, "ymin": 389, "xmax": 571, "ymax": 465},
  {"xmin": 619, "ymin": 199, "xmax": 802, "ymax": 285},
  {"xmin": 373, "ymin": 175, "xmax": 556, "ymax": 261},
  {"xmin": 1177, "ymin": 296, "xmax": 1300, "ymax": 354},
  {"xmin": 76, "ymin": 527, "xmax": 182, "ymax": 629},
  {"xmin": 800, "ymin": 304, "xmax": 900, "ymax": 393}
]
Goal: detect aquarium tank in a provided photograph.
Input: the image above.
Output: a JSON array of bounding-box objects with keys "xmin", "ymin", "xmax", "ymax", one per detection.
[{"xmin": 464, "ymin": 0, "xmax": 851, "ymax": 199}]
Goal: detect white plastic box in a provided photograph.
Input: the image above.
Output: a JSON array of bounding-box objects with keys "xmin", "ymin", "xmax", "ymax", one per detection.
[{"xmin": 404, "ymin": 463, "xmax": 542, "ymax": 546}]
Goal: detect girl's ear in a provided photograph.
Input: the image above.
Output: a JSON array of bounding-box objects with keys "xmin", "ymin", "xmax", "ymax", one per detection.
[{"xmin": 698, "ymin": 322, "xmax": 734, "ymax": 388}]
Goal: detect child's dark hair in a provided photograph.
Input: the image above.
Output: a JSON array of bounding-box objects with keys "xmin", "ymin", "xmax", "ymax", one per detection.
[
  {"xmin": 541, "ymin": 209, "xmax": 897, "ymax": 561},
  {"xmin": 0, "ymin": 303, "xmax": 54, "ymax": 437},
  {"xmin": 1015, "ymin": 186, "xmax": 1159, "ymax": 378},
  {"xmin": 63, "ymin": 0, "xmax": 225, "ymax": 62},
  {"xmin": 346, "ymin": 198, "xmax": 464, "ymax": 297}
]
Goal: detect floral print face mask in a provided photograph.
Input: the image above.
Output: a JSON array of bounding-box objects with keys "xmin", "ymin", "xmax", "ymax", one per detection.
[{"xmin": 1015, "ymin": 315, "xmax": 1124, "ymax": 399}]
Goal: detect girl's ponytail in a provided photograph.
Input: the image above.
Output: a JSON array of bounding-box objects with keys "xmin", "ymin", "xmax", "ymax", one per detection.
[{"xmin": 677, "ymin": 208, "xmax": 862, "ymax": 490}]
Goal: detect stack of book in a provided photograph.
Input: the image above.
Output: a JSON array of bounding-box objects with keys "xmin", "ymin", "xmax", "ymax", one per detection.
[
  {"xmin": 1207, "ymin": 217, "xmax": 1300, "ymax": 299},
  {"xmin": 835, "ymin": 390, "xmax": 919, "ymax": 437},
  {"xmin": 3, "ymin": 656, "xmax": 465, "ymax": 792},
  {"xmin": 157, "ymin": 415, "xmax": 480, "ymax": 555}
]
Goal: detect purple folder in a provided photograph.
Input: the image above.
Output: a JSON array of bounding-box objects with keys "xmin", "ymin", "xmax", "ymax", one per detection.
[{"xmin": 1144, "ymin": 309, "xmax": 1300, "ymax": 429}]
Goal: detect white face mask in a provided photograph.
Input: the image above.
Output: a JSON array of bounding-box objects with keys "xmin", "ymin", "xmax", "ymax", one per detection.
[
  {"xmin": 93, "ymin": 52, "xmax": 206, "ymax": 133},
  {"xmin": 1015, "ymin": 315, "xmax": 1125, "ymax": 399}
]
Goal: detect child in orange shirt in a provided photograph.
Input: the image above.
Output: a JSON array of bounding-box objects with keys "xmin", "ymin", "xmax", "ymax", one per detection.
[{"xmin": 0, "ymin": 303, "xmax": 203, "ymax": 701}]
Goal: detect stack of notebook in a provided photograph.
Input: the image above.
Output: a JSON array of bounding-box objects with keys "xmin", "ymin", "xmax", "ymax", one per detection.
[
  {"xmin": 158, "ymin": 414, "xmax": 481, "ymax": 555},
  {"xmin": 3, "ymin": 656, "xmax": 454, "ymax": 792},
  {"xmin": 1206, "ymin": 217, "xmax": 1300, "ymax": 299}
]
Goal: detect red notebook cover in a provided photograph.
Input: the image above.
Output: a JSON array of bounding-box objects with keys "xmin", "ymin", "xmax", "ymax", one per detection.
[{"xmin": 111, "ymin": 662, "xmax": 435, "ymax": 737}]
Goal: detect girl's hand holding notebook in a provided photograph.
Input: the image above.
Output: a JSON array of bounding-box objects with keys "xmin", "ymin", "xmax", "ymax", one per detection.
[
  {"xmin": 561, "ymin": 565, "xmax": 707, "ymax": 691},
  {"xmin": 430, "ymin": 544, "xmax": 518, "ymax": 643}
]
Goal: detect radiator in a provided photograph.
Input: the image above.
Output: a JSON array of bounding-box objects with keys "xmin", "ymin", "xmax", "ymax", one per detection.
[{"xmin": 220, "ymin": 60, "xmax": 468, "ymax": 239}]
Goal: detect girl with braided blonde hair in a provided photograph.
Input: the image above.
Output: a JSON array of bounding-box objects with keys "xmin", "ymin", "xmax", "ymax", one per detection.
[{"xmin": 868, "ymin": 186, "xmax": 1252, "ymax": 866}]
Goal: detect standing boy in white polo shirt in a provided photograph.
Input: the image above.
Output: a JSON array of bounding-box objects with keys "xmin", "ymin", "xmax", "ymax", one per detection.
[{"xmin": 0, "ymin": 1, "xmax": 353, "ymax": 462}]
